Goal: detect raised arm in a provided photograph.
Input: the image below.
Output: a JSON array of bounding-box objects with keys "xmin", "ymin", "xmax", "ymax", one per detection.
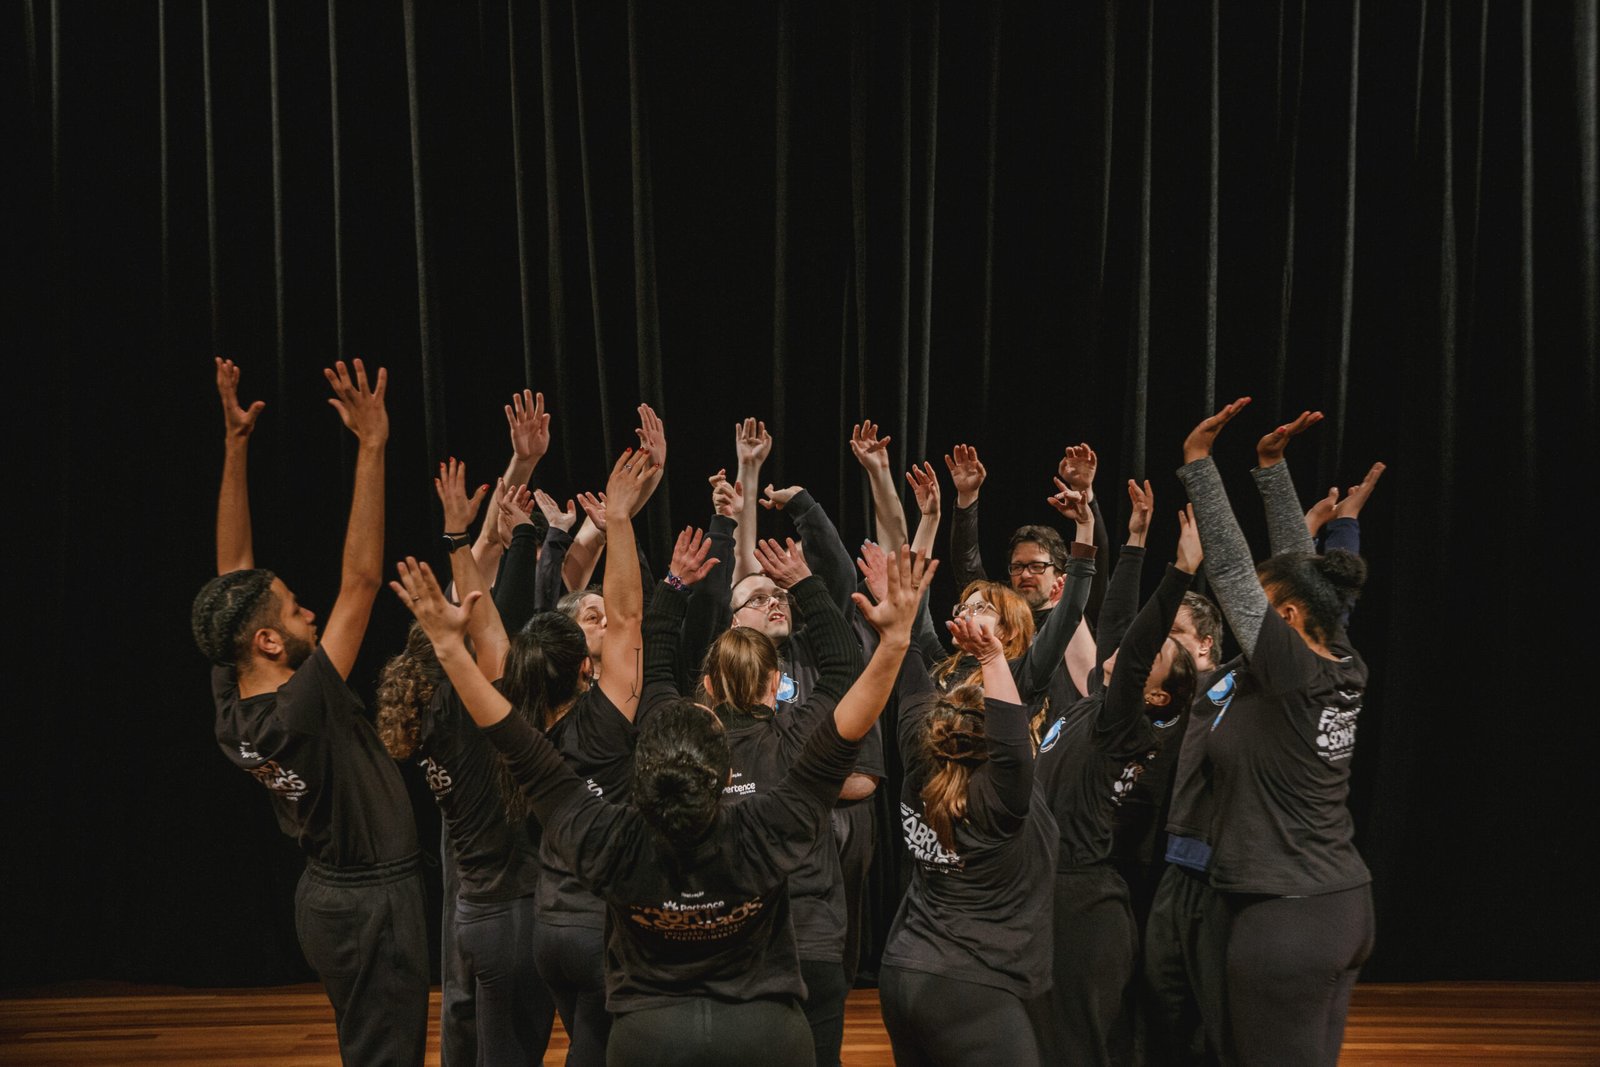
[
  {"xmin": 435, "ymin": 459, "xmax": 509, "ymax": 678},
  {"xmin": 943, "ymin": 443, "xmax": 989, "ymax": 590},
  {"xmin": 470, "ymin": 478, "xmax": 510, "ymax": 591},
  {"xmin": 763, "ymin": 485, "xmax": 857, "ymax": 612},
  {"xmin": 851, "ymin": 420, "xmax": 910, "ymax": 550},
  {"xmin": 1095, "ymin": 479, "xmax": 1154, "ymax": 667},
  {"xmin": 214, "ymin": 358, "xmax": 265, "ymax": 574},
  {"xmin": 1176, "ymin": 397, "xmax": 1272, "ymax": 658},
  {"xmin": 1058, "ymin": 442, "xmax": 1110, "ymax": 621},
  {"xmin": 594, "ymin": 449, "xmax": 658, "ymax": 720},
  {"xmin": 837, "ymin": 546, "xmax": 938, "ymax": 741},
  {"xmin": 1100, "ymin": 506, "xmax": 1202, "ymax": 734},
  {"xmin": 1011, "ymin": 484, "xmax": 1096, "ymax": 703},
  {"xmin": 1253, "ymin": 410, "xmax": 1321, "ymax": 558},
  {"xmin": 563, "ymin": 493, "xmax": 607, "ymax": 592},
  {"xmin": 678, "ymin": 475, "xmax": 739, "ymax": 687},
  {"xmin": 755, "ymin": 538, "xmax": 861, "ymax": 709},
  {"xmin": 732, "ymin": 418, "xmax": 771, "ymax": 584},
  {"xmin": 906, "ymin": 462, "xmax": 942, "ymax": 556},
  {"xmin": 319, "ymin": 359, "xmax": 389, "ymax": 679},
  {"xmin": 948, "ymin": 616, "xmax": 1037, "ymax": 818},
  {"xmin": 1325, "ymin": 461, "xmax": 1385, "ymax": 555},
  {"xmin": 641, "ymin": 526, "xmax": 720, "ymax": 718}
]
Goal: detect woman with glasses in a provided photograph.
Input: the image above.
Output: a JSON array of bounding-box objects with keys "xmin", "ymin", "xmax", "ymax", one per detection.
[{"xmin": 931, "ymin": 486, "xmax": 1098, "ymax": 713}]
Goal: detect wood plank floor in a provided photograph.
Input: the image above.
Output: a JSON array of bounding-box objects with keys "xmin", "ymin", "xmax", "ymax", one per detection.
[{"xmin": 1, "ymin": 982, "xmax": 1596, "ymax": 1065}]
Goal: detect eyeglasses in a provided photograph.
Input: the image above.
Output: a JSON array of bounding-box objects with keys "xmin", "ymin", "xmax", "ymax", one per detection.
[
  {"xmin": 734, "ymin": 591, "xmax": 791, "ymax": 613},
  {"xmin": 951, "ymin": 601, "xmax": 998, "ymax": 620},
  {"xmin": 1007, "ymin": 560, "xmax": 1055, "ymax": 576}
]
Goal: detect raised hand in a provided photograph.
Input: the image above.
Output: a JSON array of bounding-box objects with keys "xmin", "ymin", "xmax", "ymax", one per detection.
[
  {"xmin": 753, "ymin": 537, "xmax": 812, "ymax": 588},
  {"xmin": 215, "ymin": 357, "xmax": 266, "ymax": 439},
  {"xmin": 855, "ymin": 540, "xmax": 888, "ymax": 603},
  {"xmin": 906, "ymin": 462, "xmax": 941, "ymax": 517},
  {"xmin": 533, "ymin": 488, "xmax": 579, "ymax": 533},
  {"xmin": 1333, "ymin": 461, "xmax": 1387, "ymax": 520},
  {"xmin": 943, "ymin": 443, "xmax": 986, "ymax": 507},
  {"xmin": 1183, "ymin": 396, "xmax": 1252, "ymax": 464},
  {"xmin": 947, "ymin": 614, "xmax": 1004, "ymax": 663},
  {"xmin": 1047, "ymin": 479, "xmax": 1091, "ymax": 524},
  {"xmin": 1058, "ymin": 443, "xmax": 1099, "ymax": 501},
  {"xmin": 1305, "ymin": 486, "xmax": 1340, "ymax": 538},
  {"xmin": 760, "ymin": 484, "xmax": 804, "ymax": 511},
  {"xmin": 505, "ymin": 389, "xmax": 550, "ymax": 464},
  {"xmin": 1255, "ymin": 409, "xmax": 1323, "ymax": 468},
  {"xmin": 636, "ymin": 403, "xmax": 668, "ymax": 469},
  {"xmin": 391, "ymin": 557, "xmax": 477, "ymax": 647},
  {"xmin": 1175, "ymin": 504, "xmax": 1204, "ymax": 574},
  {"xmin": 576, "ymin": 491, "xmax": 608, "ymax": 532},
  {"xmin": 323, "ymin": 358, "xmax": 389, "ymax": 445},
  {"xmin": 603, "ymin": 448, "xmax": 660, "ymax": 518},
  {"xmin": 498, "ymin": 483, "xmax": 535, "ymax": 541},
  {"xmin": 709, "ymin": 469, "xmax": 744, "ymax": 518},
  {"xmin": 735, "ymin": 417, "xmax": 772, "ymax": 466},
  {"xmin": 434, "ymin": 458, "xmax": 489, "ymax": 533},
  {"xmin": 851, "ymin": 546, "xmax": 937, "ymax": 642},
  {"xmin": 850, "ymin": 420, "xmax": 893, "ymax": 474},
  {"xmin": 1126, "ymin": 478, "xmax": 1154, "ymax": 544},
  {"xmin": 668, "ymin": 526, "xmax": 720, "ymax": 586}
]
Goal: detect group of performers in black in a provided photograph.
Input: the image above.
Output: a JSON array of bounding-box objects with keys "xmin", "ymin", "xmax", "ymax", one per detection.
[{"xmin": 193, "ymin": 357, "xmax": 1383, "ymax": 1066}]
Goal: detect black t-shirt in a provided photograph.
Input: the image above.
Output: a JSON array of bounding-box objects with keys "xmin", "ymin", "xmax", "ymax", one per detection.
[
  {"xmin": 417, "ymin": 681, "xmax": 541, "ymax": 903},
  {"xmin": 483, "ymin": 702, "xmax": 861, "ymax": 1013},
  {"xmin": 1033, "ymin": 692, "xmax": 1155, "ymax": 868},
  {"xmin": 1109, "ymin": 705, "xmax": 1188, "ymax": 867},
  {"xmin": 538, "ymin": 685, "xmax": 639, "ymax": 928},
  {"xmin": 212, "ymin": 646, "xmax": 417, "ymax": 867},
  {"xmin": 883, "ymin": 694, "xmax": 1059, "ymax": 999},
  {"xmin": 1202, "ymin": 613, "xmax": 1370, "ymax": 895},
  {"xmin": 1163, "ymin": 659, "xmax": 1239, "ymax": 852}
]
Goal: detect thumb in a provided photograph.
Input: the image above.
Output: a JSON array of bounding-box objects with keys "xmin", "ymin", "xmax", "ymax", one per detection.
[{"xmin": 459, "ymin": 590, "xmax": 483, "ymax": 616}]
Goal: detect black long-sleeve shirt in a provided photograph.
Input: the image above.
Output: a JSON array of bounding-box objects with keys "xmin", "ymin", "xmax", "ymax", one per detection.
[{"xmin": 482, "ymin": 700, "xmax": 862, "ymax": 1012}]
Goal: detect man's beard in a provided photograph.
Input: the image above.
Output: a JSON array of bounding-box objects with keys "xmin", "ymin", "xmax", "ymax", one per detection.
[
  {"xmin": 1016, "ymin": 584, "xmax": 1049, "ymax": 611},
  {"xmin": 281, "ymin": 632, "xmax": 315, "ymax": 670}
]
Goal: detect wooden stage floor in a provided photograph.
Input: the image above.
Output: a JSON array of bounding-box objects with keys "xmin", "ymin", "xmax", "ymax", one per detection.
[{"xmin": 1, "ymin": 982, "xmax": 1596, "ymax": 1065}]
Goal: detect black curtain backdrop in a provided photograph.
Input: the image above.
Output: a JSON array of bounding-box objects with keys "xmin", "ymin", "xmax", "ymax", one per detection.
[{"xmin": 5, "ymin": 0, "xmax": 1597, "ymax": 987}]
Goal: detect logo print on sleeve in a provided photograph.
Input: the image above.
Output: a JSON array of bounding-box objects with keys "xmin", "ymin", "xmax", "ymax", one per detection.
[
  {"xmin": 419, "ymin": 756, "xmax": 454, "ymax": 797},
  {"xmin": 1207, "ymin": 670, "xmax": 1237, "ymax": 731},
  {"xmin": 776, "ymin": 673, "xmax": 798, "ymax": 705},
  {"xmin": 1039, "ymin": 716, "xmax": 1066, "ymax": 753},
  {"xmin": 247, "ymin": 759, "xmax": 308, "ymax": 801},
  {"xmin": 1111, "ymin": 757, "xmax": 1150, "ymax": 804}
]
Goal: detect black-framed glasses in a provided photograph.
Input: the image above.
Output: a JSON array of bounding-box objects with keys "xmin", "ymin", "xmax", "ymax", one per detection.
[
  {"xmin": 1007, "ymin": 560, "xmax": 1055, "ymax": 576},
  {"xmin": 951, "ymin": 601, "xmax": 998, "ymax": 620},
  {"xmin": 734, "ymin": 590, "xmax": 792, "ymax": 613}
]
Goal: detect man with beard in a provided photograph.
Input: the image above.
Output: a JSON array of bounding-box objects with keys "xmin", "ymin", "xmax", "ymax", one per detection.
[{"xmin": 190, "ymin": 358, "xmax": 428, "ymax": 1066}]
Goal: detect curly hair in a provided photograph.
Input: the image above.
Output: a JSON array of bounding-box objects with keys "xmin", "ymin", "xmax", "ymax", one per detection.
[
  {"xmin": 920, "ymin": 685, "xmax": 988, "ymax": 853},
  {"xmin": 1256, "ymin": 549, "xmax": 1367, "ymax": 646},
  {"xmin": 374, "ymin": 622, "xmax": 442, "ymax": 760},
  {"xmin": 632, "ymin": 699, "xmax": 730, "ymax": 849}
]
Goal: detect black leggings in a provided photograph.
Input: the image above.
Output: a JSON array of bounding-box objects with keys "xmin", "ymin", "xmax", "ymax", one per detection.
[
  {"xmin": 1224, "ymin": 884, "xmax": 1375, "ymax": 1067},
  {"xmin": 294, "ymin": 857, "xmax": 430, "ymax": 1067},
  {"xmin": 454, "ymin": 895, "xmax": 555, "ymax": 1064},
  {"xmin": 1028, "ymin": 864, "xmax": 1137, "ymax": 1067},
  {"xmin": 606, "ymin": 997, "xmax": 813, "ymax": 1067},
  {"xmin": 800, "ymin": 958, "xmax": 849, "ymax": 1067},
  {"xmin": 533, "ymin": 922, "xmax": 612, "ymax": 1067},
  {"xmin": 1142, "ymin": 864, "xmax": 1230, "ymax": 1066},
  {"xmin": 879, "ymin": 965, "xmax": 1041, "ymax": 1067}
]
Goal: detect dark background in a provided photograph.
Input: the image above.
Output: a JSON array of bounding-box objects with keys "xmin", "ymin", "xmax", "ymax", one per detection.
[{"xmin": 5, "ymin": 0, "xmax": 1596, "ymax": 987}]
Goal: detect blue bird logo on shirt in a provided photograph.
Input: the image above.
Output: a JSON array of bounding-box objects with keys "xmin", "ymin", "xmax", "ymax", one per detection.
[
  {"xmin": 1039, "ymin": 716, "xmax": 1066, "ymax": 753},
  {"xmin": 776, "ymin": 673, "xmax": 797, "ymax": 705},
  {"xmin": 1208, "ymin": 670, "xmax": 1237, "ymax": 730}
]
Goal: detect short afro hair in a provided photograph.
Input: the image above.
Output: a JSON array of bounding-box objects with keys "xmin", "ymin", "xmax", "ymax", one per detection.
[{"xmin": 192, "ymin": 569, "xmax": 279, "ymax": 666}]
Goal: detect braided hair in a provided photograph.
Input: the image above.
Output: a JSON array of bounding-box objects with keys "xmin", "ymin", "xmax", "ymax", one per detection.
[
  {"xmin": 920, "ymin": 684, "xmax": 989, "ymax": 853},
  {"xmin": 191, "ymin": 569, "xmax": 278, "ymax": 667}
]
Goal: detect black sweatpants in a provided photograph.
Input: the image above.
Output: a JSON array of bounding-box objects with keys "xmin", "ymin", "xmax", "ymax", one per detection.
[
  {"xmin": 439, "ymin": 832, "xmax": 475, "ymax": 1067},
  {"xmin": 606, "ymin": 997, "xmax": 813, "ymax": 1067},
  {"xmin": 295, "ymin": 855, "xmax": 430, "ymax": 1067},
  {"xmin": 455, "ymin": 895, "xmax": 556, "ymax": 1064},
  {"xmin": 879, "ymin": 965, "xmax": 1042, "ymax": 1067},
  {"xmin": 800, "ymin": 957, "xmax": 850, "ymax": 1067},
  {"xmin": 1028, "ymin": 863, "xmax": 1137, "ymax": 1067},
  {"xmin": 831, "ymin": 799, "xmax": 876, "ymax": 986},
  {"xmin": 1142, "ymin": 864, "xmax": 1229, "ymax": 1066},
  {"xmin": 1224, "ymin": 884, "xmax": 1375, "ymax": 1067},
  {"xmin": 533, "ymin": 921, "xmax": 611, "ymax": 1067}
]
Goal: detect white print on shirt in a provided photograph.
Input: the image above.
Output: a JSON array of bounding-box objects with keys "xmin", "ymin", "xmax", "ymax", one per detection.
[
  {"xmin": 247, "ymin": 759, "xmax": 308, "ymax": 801},
  {"xmin": 901, "ymin": 802, "xmax": 964, "ymax": 872},
  {"xmin": 238, "ymin": 742, "xmax": 262, "ymax": 761},
  {"xmin": 627, "ymin": 895, "xmax": 764, "ymax": 942},
  {"xmin": 419, "ymin": 756, "xmax": 453, "ymax": 797},
  {"xmin": 585, "ymin": 777, "xmax": 604, "ymax": 798},
  {"xmin": 1316, "ymin": 691, "xmax": 1363, "ymax": 762},
  {"xmin": 1111, "ymin": 754, "xmax": 1153, "ymax": 804},
  {"xmin": 723, "ymin": 770, "xmax": 757, "ymax": 797}
]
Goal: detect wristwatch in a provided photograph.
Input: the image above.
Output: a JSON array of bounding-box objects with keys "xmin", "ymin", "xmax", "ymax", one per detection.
[{"xmin": 442, "ymin": 531, "xmax": 471, "ymax": 553}]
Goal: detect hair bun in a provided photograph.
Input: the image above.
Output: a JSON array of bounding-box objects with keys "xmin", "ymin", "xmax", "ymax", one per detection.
[{"xmin": 1316, "ymin": 549, "xmax": 1368, "ymax": 593}]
